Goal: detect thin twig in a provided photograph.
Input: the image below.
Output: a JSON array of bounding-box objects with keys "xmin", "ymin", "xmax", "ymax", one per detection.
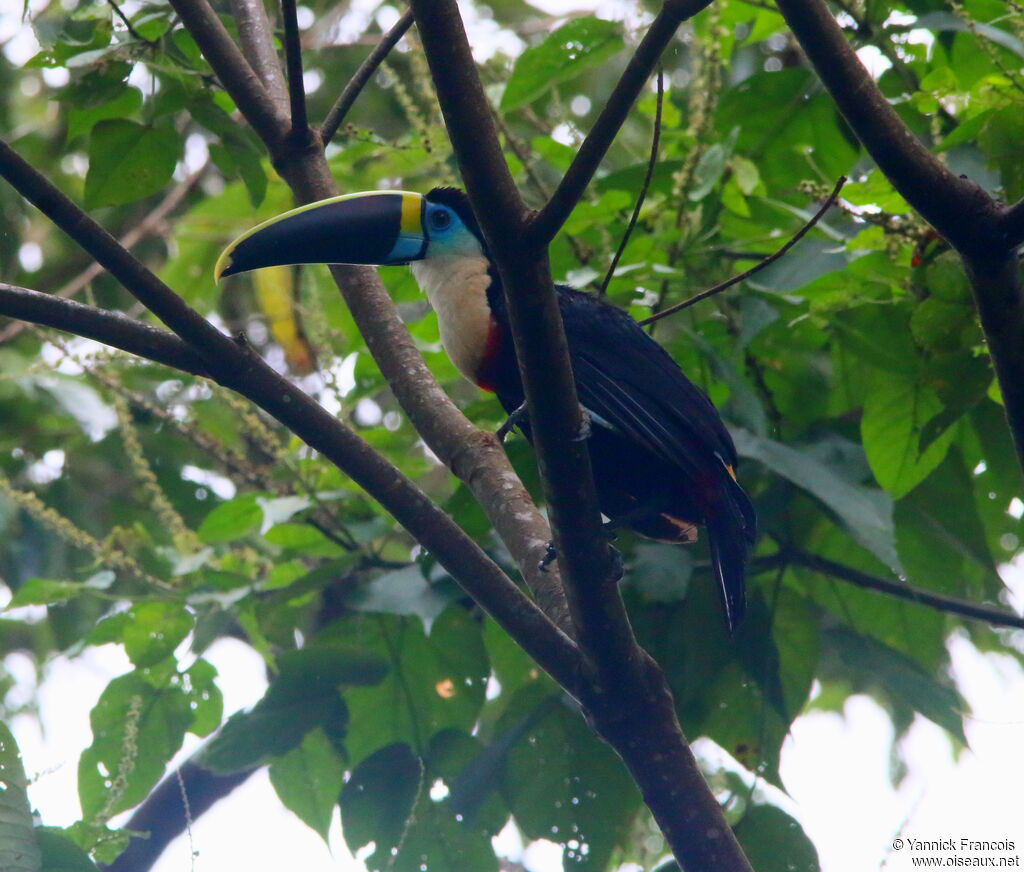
[
  {"xmin": 599, "ymin": 68, "xmax": 663, "ymax": 297},
  {"xmin": 526, "ymin": 0, "xmax": 714, "ymax": 248},
  {"xmin": 105, "ymin": 0, "xmax": 151, "ymax": 43},
  {"xmin": 758, "ymin": 550, "xmax": 1024, "ymax": 632},
  {"xmin": 640, "ymin": 175, "xmax": 846, "ymax": 326},
  {"xmin": 321, "ymin": 9, "xmax": 415, "ymax": 146},
  {"xmin": 0, "ymin": 166, "xmax": 207, "ymax": 345},
  {"xmin": 280, "ymin": 0, "xmax": 308, "ymax": 132}
]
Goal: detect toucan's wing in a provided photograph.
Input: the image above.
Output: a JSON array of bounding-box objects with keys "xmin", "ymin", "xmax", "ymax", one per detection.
[{"xmin": 558, "ymin": 288, "xmax": 737, "ymax": 478}]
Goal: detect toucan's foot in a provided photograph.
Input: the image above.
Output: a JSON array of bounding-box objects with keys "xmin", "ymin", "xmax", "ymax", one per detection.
[
  {"xmin": 538, "ymin": 540, "xmax": 558, "ymax": 573},
  {"xmin": 497, "ymin": 402, "xmax": 529, "ymax": 443},
  {"xmin": 572, "ymin": 408, "xmax": 592, "ymax": 442},
  {"xmin": 537, "ymin": 526, "xmax": 622, "ymax": 578}
]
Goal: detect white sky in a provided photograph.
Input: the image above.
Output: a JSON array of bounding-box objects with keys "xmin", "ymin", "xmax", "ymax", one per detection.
[
  {"xmin": 10, "ymin": 607, "xmax": 1024, "ymax": 872},
  {"xmin": 4, "ymin": 1, "xmax": 1024, "ymax": 870}
]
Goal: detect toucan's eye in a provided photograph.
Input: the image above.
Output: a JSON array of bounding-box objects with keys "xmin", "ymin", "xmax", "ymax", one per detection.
[{"xmin": 428, "ymin": 209, "xmax": 453, "ymax": 232}]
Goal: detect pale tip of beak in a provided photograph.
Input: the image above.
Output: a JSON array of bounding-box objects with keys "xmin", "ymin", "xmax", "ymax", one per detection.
[{"xmin": 213, "ymin": 250, "xmax": 233, "ymax": 283}]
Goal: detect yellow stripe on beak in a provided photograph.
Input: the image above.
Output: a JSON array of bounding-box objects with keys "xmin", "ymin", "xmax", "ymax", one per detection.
[{"xmin": 400, "ymin": 192, "xmax": 422, "ymax": 235}]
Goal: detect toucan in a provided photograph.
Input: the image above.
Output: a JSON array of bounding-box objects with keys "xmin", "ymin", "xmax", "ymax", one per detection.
[{"xmin": 215, "ymin": 187, "xmax": 757, "ymax": 630}]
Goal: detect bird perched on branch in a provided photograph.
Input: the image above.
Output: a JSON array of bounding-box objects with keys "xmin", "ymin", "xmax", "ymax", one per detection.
[{"xmin": 216, "ymin": 187, "xmax": 757, "ymax": 630}]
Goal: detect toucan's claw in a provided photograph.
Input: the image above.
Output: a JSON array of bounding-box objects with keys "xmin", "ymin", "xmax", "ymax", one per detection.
[
  {"xmin": 536, "ymin": 535, "xmax": 623, "ymax": 581},
  {"xmin": 538, "ymin": 540, "xmax": 558, "ymax": 573},
  {"xmin": 497, "ymin": 402, "xmax": 529, "ymax": 443},
  {"xmin": 573, "ymin": 407, "xmax": 592, "ymax": 442}
]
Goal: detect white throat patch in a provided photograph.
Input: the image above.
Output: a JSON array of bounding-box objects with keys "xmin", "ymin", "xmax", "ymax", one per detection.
[{"xmin": 410, "ymin": 255, "xmax": 494, "ymax": 382}]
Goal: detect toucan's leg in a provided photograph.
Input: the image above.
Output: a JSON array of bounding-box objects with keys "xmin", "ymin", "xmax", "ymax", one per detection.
[
  {"xmin": 572, "ymin": 407, "xmax": 592, "ymax": 442},
  {"xmin": 497, "ymin": 402, "xmax": 529, "ymax": 443},
  {"xmin": 537, "ymin": 521, "xmax": 623, "ymax": 574}
]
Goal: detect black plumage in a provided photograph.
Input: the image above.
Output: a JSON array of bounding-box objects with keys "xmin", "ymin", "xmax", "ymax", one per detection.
[{"xmin": 483, "ymin": 277, "xmax": 757, "ymax": 630}]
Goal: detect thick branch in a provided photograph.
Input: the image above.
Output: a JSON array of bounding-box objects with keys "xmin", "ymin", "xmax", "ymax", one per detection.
[
  {"xmin": 167, "ymin": 0, "xmax": 290, "ymax": 149},
  {"xmin": 410, "ymin": 4, "xmax": 752, "ymax": 869},
  {"xmin": 0, "ymin": 284, "xmax": 208, "ymax": 376},
  {"xmin": 0, "ymin": 165, "xmax": 206, "ymax": 345},
  {"xmin": 772, "ymin": 0, "xmax": 998, "ymax": 260},
  {"xmin": 962, "ymin": 254, "xmax": 1024, "ymax": 471},
  {"xmin": 179, "ymin": 3, "xmax": 570, "ymax": 629},
  {"xmin": 526, "ymin": 0, "xmax": 713, "ymax": 248},
  {"xmin": 321, "ymin": 9, "xmax": 415, "ymax": 146},
  {"xmin": 0, "ymin": 137, "xmax": 580, "ymax": 693},
  {"xmin": 102, "ymin": 763, "xmax": 255, "ymax": 872},
  {"xmin": 227, "ymin": 0, "xmax": 289, "ymax": 117},
  {"xmin": 1001, "ymin": 199, "xmax": 1024, "ymax": 250},
  {"xmin": 411, "ymin": 0, "xmax": 623, "ymax": 667}
]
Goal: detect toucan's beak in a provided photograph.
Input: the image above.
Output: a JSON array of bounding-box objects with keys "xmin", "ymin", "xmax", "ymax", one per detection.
[{"xmin": 214, "ymin": 191, "xmax": 426, "ymax": 282}]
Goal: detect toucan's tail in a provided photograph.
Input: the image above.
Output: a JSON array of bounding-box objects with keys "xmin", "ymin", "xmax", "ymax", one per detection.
[{"xmin": 706, "ymin": 474, "xmax": 757, "ymax": 633}]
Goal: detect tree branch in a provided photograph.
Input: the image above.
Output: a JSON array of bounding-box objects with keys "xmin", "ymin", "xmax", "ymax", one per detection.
[
  {"xmin": 320, "ymin": 8, "xmax": 415, "ymax": 147},
  {"xmin": 227, "ymin": 0, "xmax": 289, "ymax": 117},
  {"xmin": 773, "ymin": 0, "xmax": 998, "ymax": 259},
  {"xmin": 280, "ymin": 0, "xmax": 308, "ymax": 133},
  {"xmin": 410, "ymin": 4, "xmax": 753, "ymax": 870},
  {"xmin": 774, "ymin": 0, "xmax": 1024, "ymax": 475},
  {"xmin": 0, "ymin": 284, "xmax": 208, "ymax": 376},
  {"xmin": 167, "ymin": 0, "xmax": 290, "ymax": 150},
  {"xmin": 101, "ymin": 763, "xmax": 255, "ymax": 872},
  {"xmin": 526, "ymin": 0, "xmax": 713, "ymax": 248},
  {"xmin": 0, "ymin": 165, "xmax": 207, "ymax": 345},
  {"xmin": 0, "ymin": 136, "xmax": 581, "ymax": 694},
  {"xmin": 640, "ymin": 176, "xmax": 846, "ymax": 326},
  {"xmin": 177, "ymin": 5, "xmax": 571, "ymax": 630},
  {"xmin": 599, "ymin": 68, "xmax": 663, "ymax": 297},
  {"xmin": 411, "ymin": 0, "xmax": 621, "ymax": 667},
  {"xmin": 760, "ymin": 550, "xmax": 1024, "ymax": 631},
  {"xmin": 1000, "ymin": 198, "xmax": 1024, "ymax": 250}
]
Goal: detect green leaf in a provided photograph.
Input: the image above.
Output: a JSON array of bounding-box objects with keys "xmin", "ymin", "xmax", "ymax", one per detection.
[
  {"xmin": 257, "ymin": 495, "xmax": 311, "ymax": 530},
  {"xmin": 628, "ymin": 543, "xmax": 693, "ymax": 602},
  {"xmin": 348, "ymin": 565, "xmax": 454, "ymax": 632},
  {"xmin": 78, "ymin": 670, "xmax": 192, "ymax": 820},
  {"xmin": 862, "ymin": 375, "xmax": 956, "ymax": 499},
  {"xmin": 120, "ymin": 602, "xmax": 193, "ymax": 668},
  {"xmin": 734, "ymin": 804, "xmax": 820, "ymax": 872},
  {"xmin": 200, "ymin": 646, "xmax": 387, "ymax": 772},
  {"xmin": 827, "ymin": 626, "xmax": 966, "ymax": 742},
  {"xmin": 501, "ymin": 18, "xmax": 625, "ymax": 111},
  {"xmin": 263, "ymin": 522, "xmax": 345, "ymax": 556},
  {"xmin": 339, "ymin": 742, "xmax": 422, "ymax": 858},
  {"xmin": 7, "ymin": 577, "xmax": 85, "ymax": 607},
  {"xmin": 733, "ymin": 429, "xmax": 900, "ymax": 570},
  {"xmin": 270, "ymin": 729, "xmax": 346, "ymax": 842},
  {"xmin": 0, "ymin": 724, "xmax": 42, "ymax": 872},
  {"xmin": 184, "ymin": 659, "xmax": 224, "ymax": 738},
  {"xmin": 499, "ymin": 684, "xmax": 641, "ymax": 868},
  {"xmin": 391, "ymin": 794, "xmax": 499, "ymax": 872},
  {"xmin": 340, "ymin": 609, "xmax": 489, "ymax": 766},
  {"xmin": 66, "ymin": 86, "xmax": 142, "ymax": 142},
  {"xmin": 36, "ymin": 829, "xmax": 100, "ymax": 872},
  {"xmin": 84, "ymin": 120, "xmax": 180, "ymax": 209},
  {"xmin": 197, "ymin": 495, "xmax": 262, "ymax": 544}
]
